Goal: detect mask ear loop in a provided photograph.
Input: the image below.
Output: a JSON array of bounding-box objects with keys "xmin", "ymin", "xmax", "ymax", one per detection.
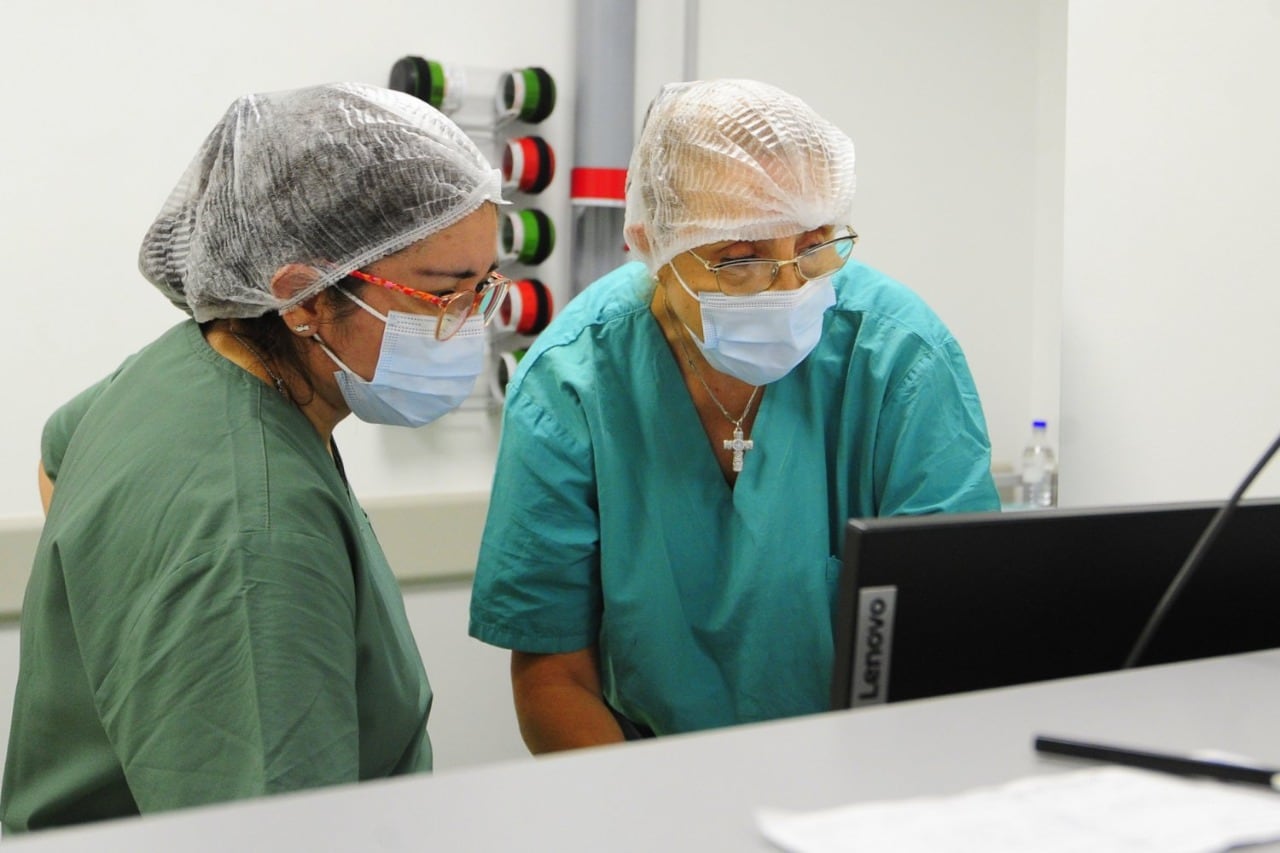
[
  {"xmin": 669, "ymin": 262, "xmax": 703, "ymax": 302},
  {"xmin": 313, "ymin": 335, "xmax": 361, "ymax": 377},
  {"xmin": 308, "ymin": 287, "xmax": 385, "ymax": 379},
  {"xmin": 336, "ymin": 285, "xmax": 389, "ymax": 322},
  {"xmin": 665, "ymin": 265, "xmax": 714, "ymax": 346}
]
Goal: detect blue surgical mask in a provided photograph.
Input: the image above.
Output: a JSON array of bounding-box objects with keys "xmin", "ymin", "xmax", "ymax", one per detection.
[
  {"xmin": 671, "ymin": 266, "xmax": 836, "ymax": 385},
  {"xmin": 317, "ymin": 289, "xmax": 485, "ymax": 427}
]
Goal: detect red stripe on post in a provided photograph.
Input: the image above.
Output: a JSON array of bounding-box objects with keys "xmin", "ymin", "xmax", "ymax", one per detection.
[{"xmin": 570, "ymin": 168, "xmax": 627, "ymax": 202}]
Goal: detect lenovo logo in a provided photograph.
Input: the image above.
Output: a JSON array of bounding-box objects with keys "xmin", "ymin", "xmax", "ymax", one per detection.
[{"xmin": 850, "ymin": 585, "xmax": 897, "ymax": 707}]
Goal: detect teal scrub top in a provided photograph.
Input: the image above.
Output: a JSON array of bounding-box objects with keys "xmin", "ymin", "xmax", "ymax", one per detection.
[
  {"xmin": 1, "ymin": 321, "xmax": 432, "ymax": 833},
  {"xmin": 470, "ymin": 260, "xmax": 1000, "ymax": 735}
]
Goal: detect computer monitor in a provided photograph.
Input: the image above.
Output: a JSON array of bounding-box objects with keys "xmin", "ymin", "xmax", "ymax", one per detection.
[{"xmin": 831, "ymin": 499, "xmax": 1280, "ymax": 710}]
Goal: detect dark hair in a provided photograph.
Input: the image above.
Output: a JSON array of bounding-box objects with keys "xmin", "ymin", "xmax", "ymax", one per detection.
[{"xmin": 228, "ymin": 277, "xmax": 365, "ymax": 406}]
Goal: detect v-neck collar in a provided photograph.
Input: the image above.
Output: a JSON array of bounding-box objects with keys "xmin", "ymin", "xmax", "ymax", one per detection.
[{"xmin": 644, "ymin": 308, "xmax": 792, "ymax": 512}]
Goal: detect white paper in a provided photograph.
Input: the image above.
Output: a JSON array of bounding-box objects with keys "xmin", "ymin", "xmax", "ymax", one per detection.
[{"xmin": 757, "ymin": 767, "xmax": 1280, "ymax": 853}]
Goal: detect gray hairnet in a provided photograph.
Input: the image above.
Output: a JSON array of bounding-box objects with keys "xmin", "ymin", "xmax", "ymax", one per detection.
[
  {"xmin": 140, "ymin": 82, "xmax": 505, "ymax": 321},
  {"xmin": 624, "ymin": 79, "xmax": 857, "ymax": 272}
]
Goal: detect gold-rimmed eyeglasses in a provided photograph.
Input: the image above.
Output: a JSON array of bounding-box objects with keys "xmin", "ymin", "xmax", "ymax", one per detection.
[
  {"xmin": 347, "ymin": 269, "xmax": 511, "ymax": 341},
  {"xmin": 687, "ymin": 226, "xmax": 858, "ymax": 296}
]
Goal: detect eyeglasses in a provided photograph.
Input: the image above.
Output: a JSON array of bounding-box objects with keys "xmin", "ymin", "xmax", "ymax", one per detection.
[
  {"xmin": 347, "ymin": 269, "xmax": 512, "ymax": 341},
  {"xmin": 687, "ymin": 227, "xmax": 858, "ymax": 296}
]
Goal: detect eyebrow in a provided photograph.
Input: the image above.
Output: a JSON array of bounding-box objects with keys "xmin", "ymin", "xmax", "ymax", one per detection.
[
  {"xmin": 703, "ymin": 240, "xmax": 756, "ymax": 256},
  {"xmin": 709, "ymin": 229, "xmax": 834, "ymax": 255},
  {"xmin": 411, "ymin": 260, "xmax": 501, "ymax": 280}
]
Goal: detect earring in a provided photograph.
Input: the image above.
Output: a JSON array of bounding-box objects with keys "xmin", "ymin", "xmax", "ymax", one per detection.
[{"xmin": 293, "ymin": 324, "xmax": 311, "ymax": 333}]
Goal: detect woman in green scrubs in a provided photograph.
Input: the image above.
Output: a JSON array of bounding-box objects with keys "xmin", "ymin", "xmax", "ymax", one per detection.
[
  {"xmin": 2, "ymin": 82, "xmax": 509, "ymax": 832},
  {"xmin": 469, "ymin": 79, "xmax": 1000, "ymax": 750}
]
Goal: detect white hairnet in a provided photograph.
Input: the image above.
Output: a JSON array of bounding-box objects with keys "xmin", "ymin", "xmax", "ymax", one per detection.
[
  {"xmin": 624, "ymin": 79, "xmax": 857, "ymax": 272},
  {"xmin": 140, "ymin": 82, "xmax": 505, "ymax": 321}
]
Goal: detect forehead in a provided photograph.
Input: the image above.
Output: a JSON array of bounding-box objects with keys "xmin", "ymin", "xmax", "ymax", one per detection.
[
  {"xmin": 693, "ymin": 224, "xmax": 836, "ymax": 256},
  {"xmin": 385, "ymin": 205, "xmax": 500, "ymax": 265}
]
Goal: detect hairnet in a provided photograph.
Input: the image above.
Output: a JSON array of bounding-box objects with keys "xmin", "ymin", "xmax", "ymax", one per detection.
[
  {"xmin": 624, "ymin": 79, "xmax": 857, "ymax": 273},
  {"xmin": 139, "ymin": 82, "xmax": 505, "ymax": 321}
]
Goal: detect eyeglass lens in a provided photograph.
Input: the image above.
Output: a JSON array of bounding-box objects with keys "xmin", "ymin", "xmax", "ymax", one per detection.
[
  {"xmin": 435, "ymin": 291, "xmax": 475, "ymax": 340},
  {"xmin": 435, "ymin": 275, "xmax": 509, "ymax": 341},
  {"xmin": 716, "ymin": 234, "xmax": 856, "ymax": 294},
  {"xmin": 477, "ymin": 277, "xmax": 507, "ymax": 322}
]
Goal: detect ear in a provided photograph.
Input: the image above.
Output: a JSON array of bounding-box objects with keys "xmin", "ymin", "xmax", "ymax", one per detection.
[
  {"xmin": 270, "ymin": 263, "xmax": 322, "ymax": 301},
  {"xmin": 271, "ymin": 264, "xmax": 325, "ymax": 338},
  {"xmin": 623, "ymin": 221, "xmax": 650, "ymax": 259}
]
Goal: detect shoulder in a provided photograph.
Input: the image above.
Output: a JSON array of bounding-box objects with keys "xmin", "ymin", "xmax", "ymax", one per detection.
[
  {"xmin": 828, "ymin": 260, "xmax": 958, "ymax": 351},
  {"xmin": 811, "ymin": 260, "xmax": 981, "ymax": 397},
  {"xmin": 49, "ymin": 321, "xmax": 344, "ymax": 533},
  {"xmin": 506, "ymin": 262, "xmax": 655, "ymax": 396},
  {"xmin": 41, "ymin": 322, "xmax": 193, "ymax": 479},
  {"xmin": 531, "ymin": 262, "xmax": 653, "ymax": 349}
]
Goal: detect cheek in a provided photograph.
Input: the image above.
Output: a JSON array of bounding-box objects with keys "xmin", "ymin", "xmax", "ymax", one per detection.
[
  {"xmin": 330, "ymin": 313, "xmax": 387, "ymax": 379},
  {"xmin": 354, "ymin": 322, "xmax": 388, "ymax": 372}
]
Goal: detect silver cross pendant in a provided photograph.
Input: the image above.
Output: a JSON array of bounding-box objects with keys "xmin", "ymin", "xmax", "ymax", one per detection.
[{"xmin": 723, "ymin": 425, "xmax": 755, "ymax": 473}]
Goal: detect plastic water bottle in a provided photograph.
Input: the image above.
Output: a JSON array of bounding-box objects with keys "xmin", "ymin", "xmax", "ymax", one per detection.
[{"xmin": 1019, "ymin": 420, "xmax": 1058, "ymax": 508}]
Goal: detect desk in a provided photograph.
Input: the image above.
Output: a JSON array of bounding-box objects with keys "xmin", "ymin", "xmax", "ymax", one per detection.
[{"xmin": 10, "ymin": 649, "xmax": 1280, "ymax": 851}]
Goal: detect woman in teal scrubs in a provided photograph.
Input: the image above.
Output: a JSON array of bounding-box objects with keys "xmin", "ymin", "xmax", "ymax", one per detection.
[
  {"xmin": 469, "ymin": 79, "xmax": 1000, "ymax": 751},
  {"xmin": 2, "ymin": 83, "xmax": 510, "ymax": 832}
]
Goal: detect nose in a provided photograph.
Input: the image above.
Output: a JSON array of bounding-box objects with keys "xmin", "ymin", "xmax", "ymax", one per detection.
[{"xmin": 772, "ymin": 260, "xmax": 806, "ymax": 292}]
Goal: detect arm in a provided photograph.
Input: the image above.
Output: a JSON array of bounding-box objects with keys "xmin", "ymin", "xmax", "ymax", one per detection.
[
  {"xmin": 37, "ymin": 461, "xmax": 54, "ymax": 515},
  {"xmin": 511, "ymin": 646, "xmax": 624, "ymax": 754},
  {"xmin": 875, "ymin": 340, "xmax": 1001, "ymax": 515},
  {"xmin": 471, "ymin": 365, "xmax": 619, "ymax": 750},
  {"xmin": 39, "ymin": 360, "xmax": 134, "ymax": 504},
  {"xmin": 87, "ymin": 531, "xmax": 361, "ymax": 811}
]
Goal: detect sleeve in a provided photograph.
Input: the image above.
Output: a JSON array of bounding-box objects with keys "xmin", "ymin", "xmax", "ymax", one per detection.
[
  {"xmin": 41, "ymin": 355, "xmax": 140, "ymax": 481},
  {"xmin": 469, "ymin": 363, "xmax": 603, "ymax": 654},
  {"xmin": 85, "ymin": 530, "xmax": 361, "ymax": 812},
  {"xmin": 41, "ymin": 375, "xmax": 116, "ymax": 482},
  {"xmin": 872, "ymin": 337, "xmax": 1002, "ymax": 515}
]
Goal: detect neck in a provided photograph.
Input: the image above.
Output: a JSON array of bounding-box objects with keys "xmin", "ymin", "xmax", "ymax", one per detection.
[
  {"xmin": 203, "ymin": 321, "xmax": 343, "ymax": 450},
  {"xmin": 651, "ymin": 282, "xmax": 763, "ymax": 483},
  {"xmin": 651, "ymin": 284, "xmax": 762, "ymax": 427},
  {"xmin": 650, "ymin": 284, "xmax": 756, "ymax": 399},
  {"xmin": 205, "ymin": 322, "xmax": 280, "ymax": 389}
]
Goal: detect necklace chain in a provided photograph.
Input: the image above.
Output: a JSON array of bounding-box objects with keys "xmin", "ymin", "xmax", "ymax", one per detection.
[
  {"xmin": 229, "ymin": 330, "xmax": 287, "ymax": 397},
  {"xmin": 662, "ymin": 293, "xmax": 760, "ymax": 430}
]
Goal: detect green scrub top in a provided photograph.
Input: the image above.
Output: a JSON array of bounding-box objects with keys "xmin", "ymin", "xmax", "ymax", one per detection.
[
  {"xmin": 1, "ymin": 321, "xmax": 432, "ymax": 833},
  {"xmin": 470, "ymin": 260, "xmax": 999, "ymax": 735}
]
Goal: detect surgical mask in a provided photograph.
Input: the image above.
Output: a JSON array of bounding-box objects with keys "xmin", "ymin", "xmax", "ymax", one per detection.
[
  {"xmin": 672, "ymin": 266, "xmax": 836, "ymax": 385},
  {"xmin": 317, "ymin": 289, "xmax": 485, "ymax": 427}
]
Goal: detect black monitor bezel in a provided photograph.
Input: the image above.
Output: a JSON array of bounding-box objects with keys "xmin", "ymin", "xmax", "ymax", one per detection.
[{"xmin": 831, "ymin": 499, "xmax": 1280, "ymax": 710}]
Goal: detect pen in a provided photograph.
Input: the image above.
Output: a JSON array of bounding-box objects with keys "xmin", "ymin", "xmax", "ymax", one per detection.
[{"xmin": 1033, "ymin": 735, "xmax": 1280, "ymax": 791}]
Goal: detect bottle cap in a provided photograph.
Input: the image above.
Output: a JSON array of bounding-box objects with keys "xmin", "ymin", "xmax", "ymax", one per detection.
[
  {"xmin": 389, "ymin": 56, "xmax": 446, "ymax": 108},
  {"xmin": 501, "ymin": 209, "xmax": 556, "ymax": 265},
  {"xmin": 502, "ymin": 136, "xmax": 555, "ymax": 193},
  {"xmin": 500, "ymin": 67, "xmax": 556, "ymax": 123},
  {"xmin": 495, "ymin": 278, "xmax": 553, "ymax": 336}
]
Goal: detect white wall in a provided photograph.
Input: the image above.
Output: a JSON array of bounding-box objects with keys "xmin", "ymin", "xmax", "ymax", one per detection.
[
  {"xmin": 402, "ymin": 584, "xmax": 527, "ymax": 770},
  {"xmin": 0, "ymin": 0, "xmax": 577, "ymax": 773},
  {"xmin": 1061, "ymin": 0, "xmax": 1280, "ymax": 505},
  {"xmin": 1, "ymin": 0, "xmax": 1058, "ymax": 519},
  {"xmin": 1, "ymin": 1, "xmax": 1062, "ymax": 523},
  {"xmin": 683, "ymin": 0, "xmax": 1066, "ymax": 475},
  {"xmin": 0, "ymin": 0, "xmax": 575, "ymax": 521},
  {"xmin": 0, "ymin": 0, "xmax": 1061, "ymax": 771},
  {"xmin": 21, "ymin": 0, "xmax": 1273, "ymax": 777}
]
